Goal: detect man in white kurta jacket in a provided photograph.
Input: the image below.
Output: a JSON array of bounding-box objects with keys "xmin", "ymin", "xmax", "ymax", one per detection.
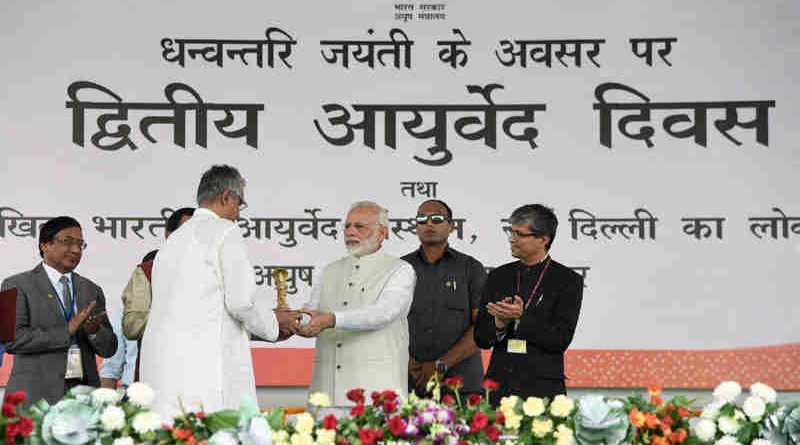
[
  {"xmin": 300, "ymin": 201, "xmax": 416, "ymax": 406},
  {"xmin": 140, "ymin": 165, "xmax": 299, "ymax": 417}
]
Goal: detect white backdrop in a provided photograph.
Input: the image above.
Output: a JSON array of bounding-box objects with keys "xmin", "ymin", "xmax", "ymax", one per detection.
[{"xmin": 1, "ymin": 0, "xmax": 798, "ymax": 359}]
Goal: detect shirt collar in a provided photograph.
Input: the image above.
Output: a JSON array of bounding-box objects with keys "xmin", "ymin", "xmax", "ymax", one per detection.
[
  {"xmin": 519, "ymin": 254, "xmax": 550, "ymax": 274},
  {"xmin": 414, "ymin": 244, "xmax": 454, "ymax": 263},
  {"xmin": 42, "ymin": 261, "xmax": 73, "ymax": 287}
]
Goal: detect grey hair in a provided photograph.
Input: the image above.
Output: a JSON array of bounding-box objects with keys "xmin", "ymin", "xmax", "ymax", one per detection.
[
  {"xmin": 350, "ymin": 201, "xmax": 389, "ymax": 226},
  {"xmin": 196, "ymin": 165, "xmax": 246, "ymax": 205},
  {"xmin": 509, "ymin": 204, "xmax": 558, "ymax": 250}
]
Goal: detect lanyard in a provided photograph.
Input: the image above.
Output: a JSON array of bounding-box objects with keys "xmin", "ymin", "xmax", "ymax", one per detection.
[
  {"xmin": 50, "ymin": 278, "xmax": 77, "ymax": 321},
  {"xmin": 516, "ymin": 257, "xmax": 551, "ymax": 310}
]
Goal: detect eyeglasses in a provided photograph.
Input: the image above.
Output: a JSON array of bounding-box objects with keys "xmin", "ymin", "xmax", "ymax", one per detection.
[
  {"xmin": 53, "ymin": 236, "xmax": 87, "ymax": 250},
  {"xmin": 507, "ymin": 229, "xmax": 541, "ymax": 239},
  {"xmin": 415, "ymin": 214, "xmax": 448, "ymax": 225}
]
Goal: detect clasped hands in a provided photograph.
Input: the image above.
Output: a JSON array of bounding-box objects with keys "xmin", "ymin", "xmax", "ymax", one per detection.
[
  {"xmin": 486, "ymin": 295, "xmax": 523, "ymax": 330},
  {"xmin": 68, "ymin": 300, "xmax": 107, "ymax": 335},
  {"xmin": 273, "ymin": 308, "xmax": 335, "ymax": 339}
]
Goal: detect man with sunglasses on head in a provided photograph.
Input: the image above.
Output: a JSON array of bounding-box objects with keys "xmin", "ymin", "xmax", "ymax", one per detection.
[
  {"xmin": 139, "ymin": 165, "xmax": 301, "ymax": 417},
  {"xmin": 1, "ymin": 216, "xmax": 117, "ymax": 408},
  {"xmin": 474, "ymin": 204, "xmax": 583, "ymax": 406},
  {"xmin": 402, "ymin": 199, "xmax": 487, "ymax": 397},
  {"xmin": 299, "ymin": 201, "xmax": 416, "ymax": 406}
]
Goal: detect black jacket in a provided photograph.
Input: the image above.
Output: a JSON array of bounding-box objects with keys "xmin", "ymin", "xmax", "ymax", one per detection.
[{"xmin": 474, "ymin": 258, "xmax": 583, "ymax": 400}]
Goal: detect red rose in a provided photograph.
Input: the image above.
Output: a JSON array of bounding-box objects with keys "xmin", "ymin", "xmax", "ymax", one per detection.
[
  {"xmin": 470, "ymin": 412, "xmax": 489, "ymax": 432},
  {"xmin": 346, "ymin": 388, "xmax": 365, "ymax": 405},
  {"xmin": 482, "ymin": 378, "xmax": 500, "ymax": 392},
  {"xmin": 335, "ymin": 438, "xmax": 351, "ymax": 445},
  {"xmin": 495, "ymin": 410, "xmax": 506, "ymax": 425},
  {"xmin": 382, "ymin": 400, "xmax": 398, "ymax": 414},
  {"xmin": 3, "ymin": 391, "xmax": 25, "ymax": 406},
  {"xmin": 197, "ymin": 411, "xmax": 206, "ymax": 419},
  {"xmin": 442, "ymin": 394, "xmax": 455, "ymax": 406},
  {"xmin": 359, "ymin": 429, "xmax": 377, "ymax": 445},
  {"xmin": 17, "ymin": 417, "xmax": 34, "ymax": 437},
  {"xmin": 323, "ymin": 414, "xmax": 337, "ymax": 430},
  {"xmin": 467, "ymin": 394, "xmax": 482, "ymax": 407},
  {"xmin": 2, "ymin": 402, "xmax": 16, "ymax": 417},
  {"xmin": 444, "ymin": 376, "xmax": 463, "ymax": 389},
  {"xmin": 375, "ymin": 429, "xmax": 383, "ymax": 440},
  {"xmin": 350, "ymin": 404, "xmax": 365, "ymax": 417},
  {"xmin": 485, "ymin": 425, "xmax": 500, "ymax": 442},
  {"xmin": 677, "ymin": 407, "xmax": 691, "ymax": 418},
  {"xmin": 6, "ymin": 422, "xmax": 20, "ymax": 437},
  {"xmin": 388, "ymin": 416, "xmax": 405, "ymax": 436},
  {"xmin": 381, "ymin": 390, "xmax": 398, "ymax": 402},
  {"xmin": 371, "ymin": 392, "xmax": 382, "ymax": 407}
]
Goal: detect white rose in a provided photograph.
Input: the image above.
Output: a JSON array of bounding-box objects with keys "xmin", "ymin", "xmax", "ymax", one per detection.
[
  {"xmin": 713, "ymin": 382, "xmax": 742, "ymax": 403},
  {"xmin": 554, "ymin": 424, "xmax": 574, "ymax": 445},
  {"xmin": 294, "ymin": 412, "xmax": 315, "ymax": 435},
  {"xmin": 210, "ymin": 430, "xmax": 239, "ymax": 445},
  {"xmin": 308, "ymin": 392, "xmax": 331, "ymax": 407},
  {"xmin": 100, "ymin": 405, "xmax": 127, "ymax": 430},
  {"xmin": 550, "ymin": 395, "xmax": 575, "ymax": 418},
  {"xmin": 715, "ymin": 435, "xmax": 743, "ymax": 445},
  {"xmin": 532, "ymin": 418, "xmax": 554, "ymax": 438},
  {"xmin": 692, "ymin": 418, "xmax": 717, "ymax": 442},
  {"xmin": 131, "ymin": 411, "xmax": 162, "ymax": 433},
  {"xmin": 272, "ymin": 430, "xmax": 290, "ymax": 444},
  {"xmin": 500, "ymin": 395, "xmax": 520, "ymax": 412},
  {"xmin": 290, "ymin": 433, "xmax": 313, "ymax": 445},
  {"xmin": 316, "ymin": 429, "xmax": 336, "ymax": 445},
  {"xmin": 750, "ymin": 383, "xmax": 777, "ymax": 403},
  {"xmin": 113, "ymin": 437, "xmax": 134, "ymax": 445},
  {"xmin": 701, "ymin": 400, "xmax": 725, "ymax": 419},
  {"xmin": 717, "ymin": 416, "xmax": 739, "ymax": 435},
  {"xmin": 523, "ymin": 397, "xmax": 545, "ymax": 417},
  {"xmin": 505, "ymin": 412, "xmax": 523, "ymax": 431},
  {"xmin": 91, "ymin": 388, "xmax": 121, "ymax": 406},
  {"xmin": 126, "ymin": 382, "xmax": 156, "ymax": 408},
  {"xmin": 743, "ymin": 396, "xmax": 767, "ymax": 422}
]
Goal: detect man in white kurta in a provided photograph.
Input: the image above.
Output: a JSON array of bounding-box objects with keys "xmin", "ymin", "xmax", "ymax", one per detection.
[
  {"xmin": 300, "ymin": 201, "xmax": 415, "ymax": 405},
  {"xmin": 140, "ymin": 165, "xmax": 298, "ymax": 417}
]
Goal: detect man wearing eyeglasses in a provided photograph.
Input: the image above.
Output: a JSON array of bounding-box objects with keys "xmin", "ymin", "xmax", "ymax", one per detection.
[
  {"xmin": 402, "ymin": 199, "xmax": 487, "ymax": 397},
  {"xmin": 1, "ymin": 216, "xmax": 117, "ymax": 407},
  {"xmin": 139, "ymin": 165, "xmax": 301, "ymax": 417},
  {"xmin": 474, "ymin": 204, "xmax": 583, "ymax": 405},
  {"xmin": 299, "ymin": 201, "xmax": 416, "ymax": 406}
]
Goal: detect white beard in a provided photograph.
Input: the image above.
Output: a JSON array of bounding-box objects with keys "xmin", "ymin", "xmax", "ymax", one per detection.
[{"xmin": 346, "ymin": 234, "xmax": 380, "ymax": 257}]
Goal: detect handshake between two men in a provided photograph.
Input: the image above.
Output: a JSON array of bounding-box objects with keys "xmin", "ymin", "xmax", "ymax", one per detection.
[{"xmin": 272, "ymin": 308, "xmax": 336, "ymax": 340}]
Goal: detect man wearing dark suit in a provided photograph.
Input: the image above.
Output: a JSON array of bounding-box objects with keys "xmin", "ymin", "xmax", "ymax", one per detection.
[
  {"xmin": 1, "ymin": 216, "xmax": 117, "ymax": 407},
  {"xmin": 474, "ymin": 204, "xmax": 583, "ymax": 405}
]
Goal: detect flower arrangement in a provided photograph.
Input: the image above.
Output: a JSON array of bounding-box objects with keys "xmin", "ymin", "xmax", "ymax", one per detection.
[
  {"xmin": 690, "ymin": 381, "xmax": 780, "ymax": 445},
  {"xmin": 4, "ymin": 380, "xmax": 798, "ymax": 445},
  {"xmin": 2, "ymin": 391, "xmax": 34, "ymax": 445},
  {"xmin": 625, "ymin": 385, "xmax": 698, "ymax": 445}
]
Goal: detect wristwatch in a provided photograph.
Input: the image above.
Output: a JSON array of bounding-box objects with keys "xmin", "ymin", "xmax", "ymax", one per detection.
[{"xmin": 435, "ymin": 359, "xmax": 448, "ymax": 375}]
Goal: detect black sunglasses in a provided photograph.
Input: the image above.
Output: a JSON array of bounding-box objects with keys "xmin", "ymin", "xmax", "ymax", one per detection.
[{"xmin": 415, "ymin": 214, "xmax": 449, "ymax": 225}]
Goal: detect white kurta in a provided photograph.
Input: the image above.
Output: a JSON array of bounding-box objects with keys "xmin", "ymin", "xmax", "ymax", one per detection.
[
  {"xmin": 140, "ymin": 208, "xmax": 278, "ymax": 417},
  {"xmin": 306, "ymin": 250, "xmax": 415, "ymax": 405}
]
